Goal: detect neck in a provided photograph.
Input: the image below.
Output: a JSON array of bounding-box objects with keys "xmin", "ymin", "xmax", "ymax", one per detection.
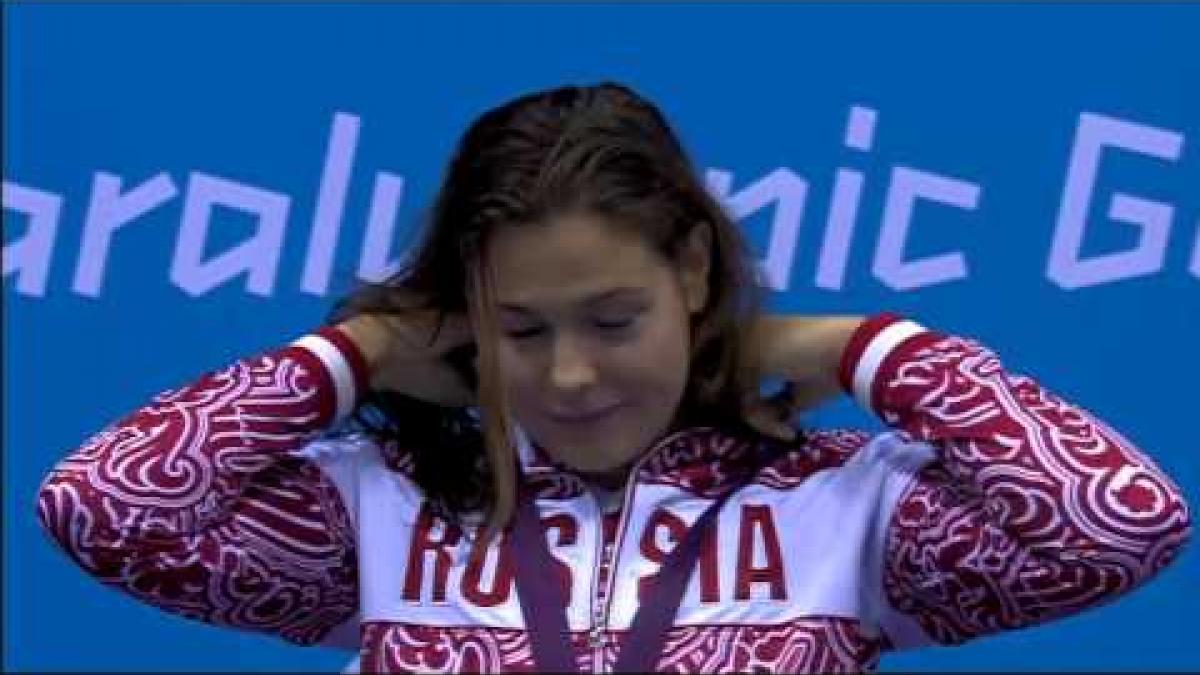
[{"xmin": 576, "ymin": 464, "xmax": 632, "ymax": 491}]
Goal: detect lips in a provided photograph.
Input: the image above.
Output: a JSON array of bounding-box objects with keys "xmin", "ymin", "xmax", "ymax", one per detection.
[{"xmin": 548, "ymin": 403, "xmax": 622, "ymax": 424}]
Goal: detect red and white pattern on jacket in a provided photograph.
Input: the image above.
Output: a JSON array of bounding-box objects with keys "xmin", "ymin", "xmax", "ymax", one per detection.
[
  {"xmin": 635, "ymin": 426, "xmax": 871, "ymax": 496},
  {"xmin": 35, "ymin": 316, "xmax": 1192, "ymax": 673},
  {"xmin": 864, "ymin": 326, "xmax": 1192, "ymax": 644},
  {"xmin": 361, "ymin": 617, "xmax": 878, "ymax": 673},
  {"xmin": 36, "ymin": 329, "xmax": 362, "ymax": 645}
]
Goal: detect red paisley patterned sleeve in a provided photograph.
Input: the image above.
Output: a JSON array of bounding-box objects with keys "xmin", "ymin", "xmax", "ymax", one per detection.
[
  {"xmin": 35, "ymin": 327, "xmax": 368, "ymax": 645},
  {"xmin": 837, "ymin": 314, "xmax": 1192, "ymax": 647}
]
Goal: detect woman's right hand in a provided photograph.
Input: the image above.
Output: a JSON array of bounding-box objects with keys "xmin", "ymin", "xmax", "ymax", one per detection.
[{"xmin": 335, "ymin": 310, "xmax": 478, "ymax": 407}]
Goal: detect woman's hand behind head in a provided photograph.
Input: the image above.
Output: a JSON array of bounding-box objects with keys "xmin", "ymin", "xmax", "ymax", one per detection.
[
  {"xmin": 336, "ymin": 311, "xmax": 478, "ymax": 408},
  {"xmin": 738, "ymin": 314, "xmax": 866, "ymax": 442}
]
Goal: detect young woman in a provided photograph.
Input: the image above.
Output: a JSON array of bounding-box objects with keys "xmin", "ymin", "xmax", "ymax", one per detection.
[{"xmin": 37, "ymin": 83, "xmax": 1191, "ymax": 673}]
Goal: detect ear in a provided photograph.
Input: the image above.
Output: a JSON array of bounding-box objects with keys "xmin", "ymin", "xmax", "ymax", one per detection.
[{"xmin": 677, "ymin": 222, "xmax": 712, "ymax": 315}]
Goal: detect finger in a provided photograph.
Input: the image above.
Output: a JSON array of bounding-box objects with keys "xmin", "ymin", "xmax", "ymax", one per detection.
[
  {"xmin": 741, "ymin": 399, "xmax": 797, "ymax": 442},
  {"xmin": 439, "ymin": 312, "xmax": 476, "ymax": 345},
  {"xmin": 786, "ymin": 380, "xmax": 840, "ymax": 413},
  {"xmin": 441, "ymin": 368, "xmax": 479, "ymax": 407}
]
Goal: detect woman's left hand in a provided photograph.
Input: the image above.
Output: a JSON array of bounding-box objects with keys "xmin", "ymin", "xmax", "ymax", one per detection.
[{"xmin": 740, "ymin": 314, "xmax": 866, "ymax": 441}]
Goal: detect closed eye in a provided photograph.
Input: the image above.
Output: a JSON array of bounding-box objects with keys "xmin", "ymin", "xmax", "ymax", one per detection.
[
  {"xmin": 504, "ymin": 314, "xmax": 640, "ymax": 340},
  {"xmin": 594, "ymin": 318, "xmax": 634, "ymax": 330},
  {"xmin": 506, "ymin": 326, "xmax": 546, "ymax": 340}
]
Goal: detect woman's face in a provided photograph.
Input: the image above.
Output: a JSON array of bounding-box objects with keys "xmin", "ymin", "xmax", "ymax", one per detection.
[{"xmin": 484, "ymin": 212, "xmax": 710, "ymax": 475}]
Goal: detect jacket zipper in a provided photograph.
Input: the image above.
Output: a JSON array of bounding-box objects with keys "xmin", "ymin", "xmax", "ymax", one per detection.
[
  {"xmin": 550, "ymin": 426, "xmax": 716, "ymax": 673},
  {"xmin": 586, "ymin": 440, "xmax": 670, "ymax": 673}
]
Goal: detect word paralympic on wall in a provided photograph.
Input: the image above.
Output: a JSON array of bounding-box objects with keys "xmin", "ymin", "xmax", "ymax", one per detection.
[{"xmin": 3, "ymin": 107, "xmax": 1195, "ymax": 299}]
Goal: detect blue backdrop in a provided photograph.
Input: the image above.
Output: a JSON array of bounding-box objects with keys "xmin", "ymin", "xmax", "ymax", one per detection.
[{"xmin": 5, "ymin": 2, "xmax": 1197, "ymax": 671}]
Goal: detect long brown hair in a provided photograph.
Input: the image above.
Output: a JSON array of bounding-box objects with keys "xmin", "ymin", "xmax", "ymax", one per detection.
[{"xmin": 331, "ymin": 82, "xmax": 769, "ymax": 531}]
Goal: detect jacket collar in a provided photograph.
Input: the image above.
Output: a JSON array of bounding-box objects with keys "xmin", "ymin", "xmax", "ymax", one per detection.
[{"xmin": 514, "ymin": 422, "xmax": 778, "ymax": 499}]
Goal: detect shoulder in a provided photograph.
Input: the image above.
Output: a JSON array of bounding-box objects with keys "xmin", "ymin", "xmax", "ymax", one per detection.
[
  {"xmin": 292, "ymin": 427, "xmax": 428, "ymax": 523},
  {"xmin": 757, "ymin": 428, "xmax": 936, "ymax": 490},
  {"xmin": 294, "ymin": 424, "xmax": 423, "ymax": 476}
]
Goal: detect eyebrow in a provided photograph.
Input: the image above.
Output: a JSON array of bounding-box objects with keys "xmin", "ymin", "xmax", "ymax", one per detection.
[{"xmin": 498, "ymin": 286, "xmax": 648, "ymax": 314}]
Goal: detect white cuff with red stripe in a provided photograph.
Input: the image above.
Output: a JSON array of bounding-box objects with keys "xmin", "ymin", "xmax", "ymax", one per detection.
[
  {"xmin": 850, "ymin": 320, "xmax": 926, "ymax": 411},
  {"xmin": 292, "ymin": 332, "xmax": 361, "ymax": 423},
  {"xmin": 837, "ymin": 314, "xmax": 934, "ymax": 414}
]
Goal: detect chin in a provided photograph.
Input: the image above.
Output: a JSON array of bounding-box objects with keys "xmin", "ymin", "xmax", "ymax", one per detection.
[
  {"xmin": 527, "ymin": 419, "xmax": 662, "ymax": 472},
  {"xmin": 552, "ymin": 447, "xmax": 634, "ymax": 474}
]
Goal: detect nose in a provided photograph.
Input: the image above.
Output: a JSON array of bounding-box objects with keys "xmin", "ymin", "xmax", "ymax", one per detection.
[{"xmin": 549, "ymin": 334, "xmax": 597, "ymax": 392}]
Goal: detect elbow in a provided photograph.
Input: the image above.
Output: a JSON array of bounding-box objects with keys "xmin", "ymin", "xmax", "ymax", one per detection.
[
  {"xmin": 36, "ymin": 466, "xmax": 127, "ymax": 575},
  {"xmin": 35, "ymin": 463, "xmax": 109, "ymax": 559},
  {"xmin": 35, "ymin": 468, "xmax": 75, "ymax": 555},
  {"xmin": 1103, "ymin": 452, "xmax": 1193, "ymax": 572},
  {"xmin": 1128, "ymin": 479, "xmax": 1192, "ymax": 580},
  {"xmin": 1163, "ymin": 492, "xmax": 1193, "ymax": 567}
]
